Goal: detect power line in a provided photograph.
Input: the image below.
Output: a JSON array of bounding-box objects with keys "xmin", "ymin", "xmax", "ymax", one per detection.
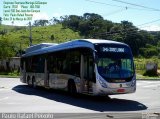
[
  {"xmin": 86, "ymin": 0, "xmax": 160, "ymax": 34},
  {"xmin": 111, "ymin": 0, "xmax": 160, "ymax": 11},
  {"xmin": 85, "ymin": 0, "xmax": 160, "ymax": 11},
  {"xmin": 92, "ymin": 19, "xmax": 160, "ymax": 37},
  {"xmin": 85, "ymin": 0, "xmax": 123, "ymax": 8},
  {"xmin": 137, "ymin": 19, "xmax": 160, "ymax": 27},
  {"xmin": 103, "ymin": 8, "xmax": 127, "ymax": 16},
  {"xmin": 85, "ymin": 0, "xmax": 129, "ymax": 17}
]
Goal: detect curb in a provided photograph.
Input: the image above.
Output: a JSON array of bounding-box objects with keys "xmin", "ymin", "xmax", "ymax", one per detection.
[
  {"xmin": 0, "ymin": 76, "xmax": 20, "ymax": 78},
  {"xmin": 137, "ymin": 79, "xmax": 160, "ymax": 81}
]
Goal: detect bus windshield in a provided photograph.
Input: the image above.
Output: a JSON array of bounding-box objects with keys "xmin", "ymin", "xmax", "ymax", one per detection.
[{"xmin": 95, "ymin": 44, "xmax": 134, "ymax": 80}]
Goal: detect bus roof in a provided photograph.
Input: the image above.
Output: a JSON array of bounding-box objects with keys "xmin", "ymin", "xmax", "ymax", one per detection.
[
  {"xmin": 25, "ymin": 43, "xmax": 58, "ymax": 53},
  {"xmin": 22, "ymin": 39, "xmax": 128, "ymax": 57}
]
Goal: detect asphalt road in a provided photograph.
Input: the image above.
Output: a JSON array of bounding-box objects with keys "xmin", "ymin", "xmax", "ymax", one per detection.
[{"xmin": 0, "ymin": 78, "xmax": 160, "ymax": 119}]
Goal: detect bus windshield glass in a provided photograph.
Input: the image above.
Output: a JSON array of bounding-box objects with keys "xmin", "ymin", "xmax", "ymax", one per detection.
[{"xmin": 95, "ymin": 44, "xmax": 134, "ymax": 80}]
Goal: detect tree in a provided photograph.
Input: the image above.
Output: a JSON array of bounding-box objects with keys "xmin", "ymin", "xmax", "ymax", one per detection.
[
  {"xmin": 49, "ymin": 17, "xmax": 60, "ymax": 25},
  {"xmin": 60, "ymin": 13, "xmax": 110, "ymax": 38},
  {"xmin": 50, "ymin": 34, "xmax": 55, "ymax": 41},
  {"xmin": 79, "ymin": 13, "xmax": 108, "ymax": 37},
  {"xmin": 55, "ymin": 13, "xmax": 160, "ymax": 57},
  {"xmin": 118, "ymin": 21, "xmax": 140, "ymax": 56},
  {"xmin": 33, "ymin": 20, "xmax": 49, "ymax": 26},
  {"xmin": 61, "ymin": 15, "xmax": 82, "ymax": 30},
  {"xmin": 0, "ymin": 17, "xmax": 2, "ymax": 25},
  {"xmin": 83, "ymin": 13, "xmax": 103, "ymax": 21},
  {"xmin": 0, "ymin": 38, "xmax": 14, "ymax": 60},
  {"xmin": 139, "ymin": 44, "xmax": 158, "ymax": 58},
  {"xmin": 0, "ymin": 29, "xmax": 7, "ymax": 36}
]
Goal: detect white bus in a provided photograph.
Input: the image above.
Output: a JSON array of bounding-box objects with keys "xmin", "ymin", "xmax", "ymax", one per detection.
[{"xmin": 20, "ymin": 39, "xmax": 136, "ymax": 96}]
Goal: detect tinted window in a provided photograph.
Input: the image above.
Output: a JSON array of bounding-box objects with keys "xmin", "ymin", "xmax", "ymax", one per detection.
[{"xmin": 95, "ymin": 44, "xmax": 134, "ymax": 81}]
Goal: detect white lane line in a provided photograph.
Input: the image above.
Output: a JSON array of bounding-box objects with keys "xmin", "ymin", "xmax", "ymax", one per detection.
[
  {"xmin": 143, "ymin": 85, "xmax": 160, "ymax": 88},
  {"xmin": 0, "ymin": 97, "xmax": 9, "ymax": 101}
]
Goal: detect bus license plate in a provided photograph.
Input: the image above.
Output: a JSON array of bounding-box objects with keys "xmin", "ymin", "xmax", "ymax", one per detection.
[{"xmin": 117, "ymin": 89, "xmax": 125, "ymax": 93}]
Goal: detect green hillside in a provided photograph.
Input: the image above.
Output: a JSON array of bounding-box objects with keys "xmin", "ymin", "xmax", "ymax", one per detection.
[{"xmin": 0, "ymin": 24, "xmax": 81, "ymax": 56}]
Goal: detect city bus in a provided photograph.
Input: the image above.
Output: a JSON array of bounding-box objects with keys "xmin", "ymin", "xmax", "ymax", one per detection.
[{"xmin": 20, "ymin": 39, "xmax": 136, "ymax": 96}]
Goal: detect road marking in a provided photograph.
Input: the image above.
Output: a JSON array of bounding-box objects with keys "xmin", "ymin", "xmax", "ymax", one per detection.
[
  {"xmin": 0, "ymin": 97, "xmax": 9, "ymax": 101},
  {"xmin": 143, "ymin": 85, "xmax": 158, "ymax": 88},
  {"xmin": 143, "ymin": 84, "xmax": 160, "ymax": 87},
  {"xmin": 137, "ymin": 82, "xmax": 160, "ymax": 89}
]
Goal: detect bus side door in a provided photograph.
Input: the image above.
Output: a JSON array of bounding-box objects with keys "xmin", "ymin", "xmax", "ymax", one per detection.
[
  {"xmin": 81, "ymin": 49, "xmax": 95, "ymax": 93},
  {"xmin": 44, "ymin": 59, "xmax": 49, "ymax": 87}
]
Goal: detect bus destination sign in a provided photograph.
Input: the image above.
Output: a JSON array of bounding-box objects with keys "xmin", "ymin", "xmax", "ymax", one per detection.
[{"xmin": 102, "ymin": 47, "xmax": 125, "ymax": 53}]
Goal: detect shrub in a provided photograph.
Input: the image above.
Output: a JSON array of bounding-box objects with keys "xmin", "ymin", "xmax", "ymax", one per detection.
[{"xmin": 143, "ymin": 69, "xmax": 158, "ymax": 77}]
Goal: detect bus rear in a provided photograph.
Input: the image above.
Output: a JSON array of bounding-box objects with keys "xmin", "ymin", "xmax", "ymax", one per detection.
[{"xmin": 94, "ymin": 43, "xmax": 136, "ymax": 95}]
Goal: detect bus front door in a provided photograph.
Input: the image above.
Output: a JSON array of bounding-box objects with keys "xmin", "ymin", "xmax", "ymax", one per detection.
[{"xmin": 81, "ymin": 54, "xmax": 94, "ymax": 94}]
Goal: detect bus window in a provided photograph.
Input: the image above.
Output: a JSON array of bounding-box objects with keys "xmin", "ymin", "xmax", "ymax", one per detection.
[
  {"xmin": 66, "ymin": 50, "xmax": 80, "ymax": 76},
  {"xmin": 36, "ymin": 56, "xmax": 45, "ymax": 73}
]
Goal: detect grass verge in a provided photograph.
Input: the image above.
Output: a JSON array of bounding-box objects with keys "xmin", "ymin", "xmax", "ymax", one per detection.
[{"xmin": 0, "ymin": 71, "xmax": 20, "ymax": 78}]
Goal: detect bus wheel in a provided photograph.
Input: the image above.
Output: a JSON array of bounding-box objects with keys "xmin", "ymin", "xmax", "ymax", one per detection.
[
  {"xmin": 32, "ymin": 77, "xmax": 36, "ymax": 88},
  {"xmin": 27, "ymin": 76, "xmax": 31, "ymax": 86},
  {"xmin": 68, "ymin": 80, "xmax": 77, "ymax": 96},
  {"xmin": 105, "ymin": 95, "xmax": 111, "ymax": 100}
]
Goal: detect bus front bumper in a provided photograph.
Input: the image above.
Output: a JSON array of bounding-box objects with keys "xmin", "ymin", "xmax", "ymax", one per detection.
[{"xmin": 96, "ymin": 86, "xmax": 136, "ymax": 95}]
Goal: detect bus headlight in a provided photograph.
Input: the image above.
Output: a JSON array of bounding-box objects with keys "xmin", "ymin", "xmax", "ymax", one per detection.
[{"xmin": 98, "ymin": 77, "xmax": 107, "ymax": 88}]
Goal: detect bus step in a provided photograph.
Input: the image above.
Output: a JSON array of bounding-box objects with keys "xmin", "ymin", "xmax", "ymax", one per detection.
[{"xmin": 82, "ymin": 91, "xmax": 93, "ymax": 94}]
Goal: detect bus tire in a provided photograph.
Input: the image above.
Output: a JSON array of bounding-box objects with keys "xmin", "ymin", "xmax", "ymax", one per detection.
[
  {"xmin": 27, "ymin": 76, "xmax": 31, "ymax": 86},
  {"xmin": 32, "ymin": 77, "xmax": 36, "ymax": 88},
  {"xmin": 68, "ymin": 80, "xmax": 77, "ymax": 96},
  {"xmin": 105, "ymin": 95, "xmax": 111, "ymax": 100}
]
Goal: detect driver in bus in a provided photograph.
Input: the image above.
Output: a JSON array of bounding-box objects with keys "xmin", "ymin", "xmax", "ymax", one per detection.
[{"xmin": 107, "ymin": 59, "xmax": 121, "ymax": 72}]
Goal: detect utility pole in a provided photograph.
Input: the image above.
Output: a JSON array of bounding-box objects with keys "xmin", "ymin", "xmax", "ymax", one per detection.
[{"xmin": 29, "ymin": 22, "xmax": 32, "ymax": 46}]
